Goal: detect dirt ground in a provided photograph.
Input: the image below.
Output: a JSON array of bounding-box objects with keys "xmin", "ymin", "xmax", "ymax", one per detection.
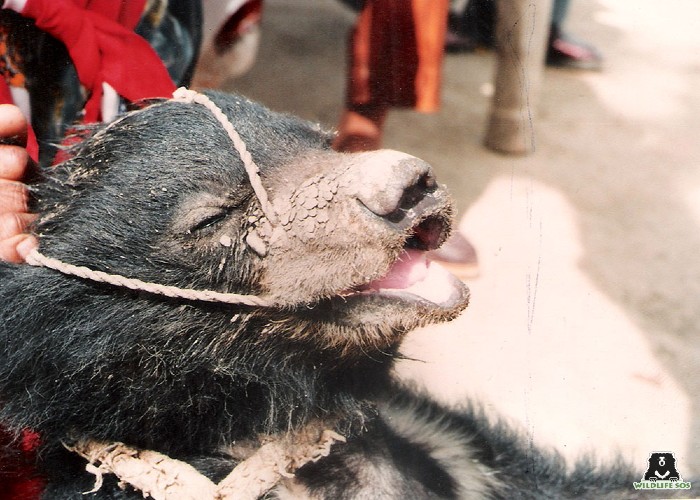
[{"xmin": 224, "ymin": 0, "xmax": 700, "ymax": 480}]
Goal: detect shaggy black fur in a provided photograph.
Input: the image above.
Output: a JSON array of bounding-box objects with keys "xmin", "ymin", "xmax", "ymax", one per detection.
[{"xmin": 0, "ymin": 92, "xmax": 675, "ymax": 498}]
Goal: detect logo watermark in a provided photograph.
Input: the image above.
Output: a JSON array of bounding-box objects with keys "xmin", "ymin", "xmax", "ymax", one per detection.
[{"xmin": 633, "ymin": 452, "xmax": 692, "ymax": 491}]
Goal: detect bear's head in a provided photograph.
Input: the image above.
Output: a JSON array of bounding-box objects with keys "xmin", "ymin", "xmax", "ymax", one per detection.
[{"xmin": 0, "ymin": 92, "xmax": 469, "ymax": 452}]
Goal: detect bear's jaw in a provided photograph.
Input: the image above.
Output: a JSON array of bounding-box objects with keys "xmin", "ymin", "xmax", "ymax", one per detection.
[
  {"xmin": 255, "ymin": 179, "xmax": 469, "ymax": 353},
  {"xmin": 275, "ymin": 209, "xmax": 469, "ymax": 353}
]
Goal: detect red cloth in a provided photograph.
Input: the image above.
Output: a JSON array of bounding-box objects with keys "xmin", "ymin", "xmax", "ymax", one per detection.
[
  {"xmin": 20, "ymin": 0, "xmax": 175, "ymax": 122},
  {"xmin": 26, "ymin": 125, "xmax": 38, "ymax": 163},
  {"xmin": 72, "ymin": 0, "xmax": 146, "ymax": 30},
  {"xmin": 0, "ymin": 428, "xmax": 44, "ymax": 500}
]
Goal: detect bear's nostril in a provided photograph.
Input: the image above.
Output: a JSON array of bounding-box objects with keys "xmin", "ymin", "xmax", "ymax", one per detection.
[
  {"xmin": 399, "ymin": 172, "xmax": 436, "ymax": 210},
  {"xmin": 382, "ymin": 172, "xmax": 437, "ymax": 224}
]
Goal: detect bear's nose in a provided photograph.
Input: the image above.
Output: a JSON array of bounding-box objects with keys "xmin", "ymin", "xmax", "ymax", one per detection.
[{"xmin": 350, "ymin": 150, "xmax": 437, "ymax": 218}]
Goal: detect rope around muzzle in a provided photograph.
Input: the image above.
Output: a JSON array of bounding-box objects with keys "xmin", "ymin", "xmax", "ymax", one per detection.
[
  {"xmin": 25, "ymin": 88, "xmax": 279, "ymax": 307},
  {"xmin": 25, "ymin": 250, "xmax": 273, "ymax": 307}
]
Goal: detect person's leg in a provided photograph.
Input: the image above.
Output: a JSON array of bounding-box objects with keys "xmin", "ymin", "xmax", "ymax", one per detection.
[
  {"xmin": 333, "ymin": 104, "xmax": 387, "ymax": 153},
  {"xmin": 551, "ymin": 0, "xmax": 570, "ymax": 28},
  {"xmin": 547, "ymin": 0, "xmax": 603, "ymax": 70},
  {"xmin": 0, "ymin": 104, "xmax": 38, "ymax": 263},
  {"xmin": 333, "ymin": 0, "xmax": 392, "ymax": 153},
  {"xmin": 427, "ymin": 231, "xmax": 479, "ymax": 279},
  {"xmin": 192, "ymin": 0, "xmax": 262, "ymax": 89},
  {"xmin": 334, "ymin": 0, "xmax": 447, "ymax": 153}
]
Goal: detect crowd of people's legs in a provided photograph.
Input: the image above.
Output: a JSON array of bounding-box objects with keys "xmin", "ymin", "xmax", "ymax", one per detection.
[{"xmin": 445, "ymin": 0, "xmax": 602, "ymax": 70}]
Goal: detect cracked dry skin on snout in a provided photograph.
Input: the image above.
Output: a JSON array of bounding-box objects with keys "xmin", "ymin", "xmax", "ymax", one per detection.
[{"xmin": 245, "ymin": 149, "xmax": 470, "ymax": 328}]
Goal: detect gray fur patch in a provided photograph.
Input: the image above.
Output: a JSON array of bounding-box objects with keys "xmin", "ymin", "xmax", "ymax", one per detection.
[{"xmin": 380, "ymin": 400, "xmax": 503, "ymax": 499}]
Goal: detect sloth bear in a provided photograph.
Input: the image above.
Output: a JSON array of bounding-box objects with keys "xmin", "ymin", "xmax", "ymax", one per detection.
[{"xmin": 0, "ymin": 91, "xmax": 649, "ymax": 498}]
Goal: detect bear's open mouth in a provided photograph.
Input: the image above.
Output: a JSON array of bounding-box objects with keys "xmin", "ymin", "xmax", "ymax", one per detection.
[
  {"xmin": 355, "ymin": 249, "xmax": 466, "ymax": 307},
  {"xmin": 345, "ymin": 214, "xmax": 469, "ymax": 309}
]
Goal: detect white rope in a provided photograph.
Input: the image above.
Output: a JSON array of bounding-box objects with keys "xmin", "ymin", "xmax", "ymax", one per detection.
[
  {"xmin": 171, "ymin": 87, "xmax": 278, "ymax": 225},
  {"xmin": 67, "ymin": 428, "xmax": 346, "ymax": 499},
  {"xmin": 25, "ymin": 249, "xmax": 274, "ymax": 307},
  {"xmin": 26, "ymin": 88, "xmax": 282, "ymax": 307}
]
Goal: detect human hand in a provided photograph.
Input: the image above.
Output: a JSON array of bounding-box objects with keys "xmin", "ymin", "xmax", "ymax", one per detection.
[{"xmin": 0, "ymin": 104, "xmax": 38, "ymax": 263}]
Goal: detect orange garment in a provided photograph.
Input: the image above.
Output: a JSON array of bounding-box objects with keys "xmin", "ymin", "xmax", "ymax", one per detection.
[{"xmin": 346, "ymin": 0, "xmax": 448, "ymax": 113}]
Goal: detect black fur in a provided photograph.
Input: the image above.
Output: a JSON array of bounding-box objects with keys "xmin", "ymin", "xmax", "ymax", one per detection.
[{"xmin": 0, "ymin": 92, "xmax": 669, "ymax": 498}]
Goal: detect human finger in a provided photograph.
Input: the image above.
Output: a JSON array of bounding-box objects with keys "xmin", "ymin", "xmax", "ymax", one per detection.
[
  {"xmin": 0, "ymin": 233, "xmax": 38, "ymax": 264},
  {"xmin": 0, "ymin": 179, "xmax": 29, "ymax": 214},
  {"xmin": 0, "ymin": 104, "xmax": 28, "ymax": 146},
  {"xmin": 0, "ymin": 211, "xmax": 36, "ymax": 239},
  {"xmin": 0, "ymin": 144, "xmax": 31, "ymax": 181}
]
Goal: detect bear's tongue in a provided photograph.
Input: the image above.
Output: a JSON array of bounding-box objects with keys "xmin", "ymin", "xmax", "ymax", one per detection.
[
  {"xmin": 359, "ymin": 249, "xmax": 457, "ymax": 305},
  {"xmin": 365, "ymin": 249, "xmax": 429, "ymax": 289}
]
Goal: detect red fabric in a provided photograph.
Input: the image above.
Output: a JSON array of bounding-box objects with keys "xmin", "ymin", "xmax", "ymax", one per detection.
[
  {"xmin": 74, "ymin": 0, "xmax": 146, "ymax": 30},
  {"xmin": 0, "ymin": 428, "xmax": 44, "ymax": 500},
  {"xmin": 0, "ymin": 72, "xmax": 13, "ymax": 103},
  {"xmin": 0, "ymin": 78, "xmax": 38, "ymax": 162},
  {"xmin": 25, "ymin": 119, "xmax": 37, "ymax": 162},
  {"xmin": 21, "ymin": 0, "xmax": 175, "ymax": 122}
]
